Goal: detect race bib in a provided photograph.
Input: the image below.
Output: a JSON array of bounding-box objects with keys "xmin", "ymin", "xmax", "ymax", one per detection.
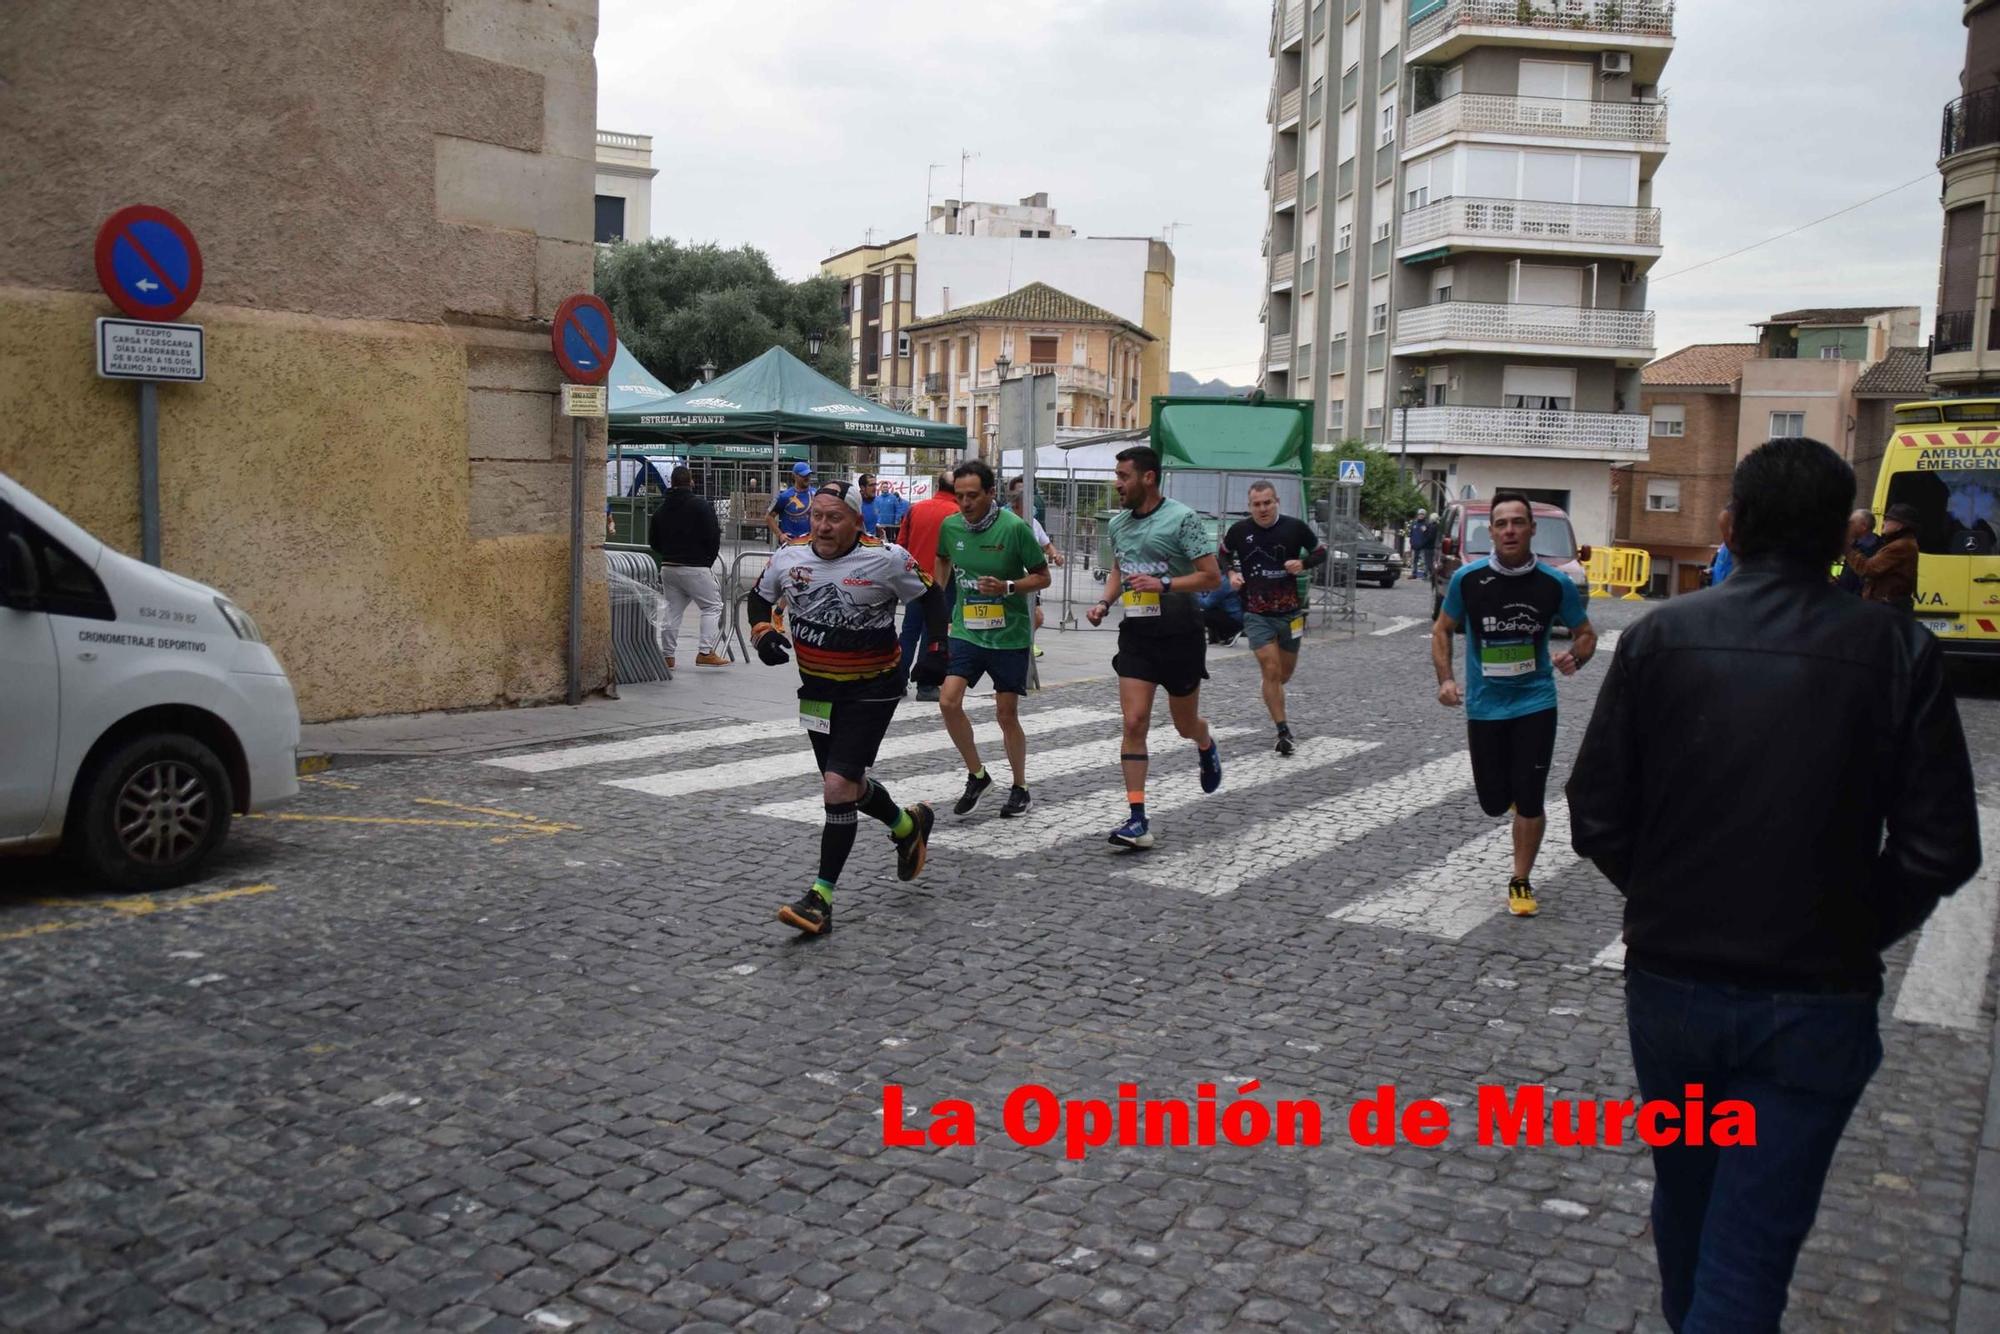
[
  {"xmin": 1289, "ymin": 616, "xmax": 1306, "ymax": 639},
  {"xmin": 1121, "ymin": 590, "xmax": 1161, "ymax": 618},
  {"xmin": 963, "ymin": 599, "xmax": 1008, "ymax": 630},
  {"xmin": 1478, "ymin": 641, "xmax": 1537, "ymax": 679},
  {"xmin": 799, "ymin": 699, "xmax": 833, "ymax": 733}
]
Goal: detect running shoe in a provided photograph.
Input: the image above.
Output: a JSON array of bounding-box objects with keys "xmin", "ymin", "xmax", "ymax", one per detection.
[
  {"xmin": 914, "ymin": 685, "xmax": 940, "ymax": 703},
  {"xmin": 893, "ymin": 803, "xmax": 935, "ymax": 881},
  {"xmin": 1275, "ymin": 731, "xmax": 1295, "ymax": 757},
  {"xmin": 695, "ymin": 652, "xmax": 730, "ymax": 666},
  {"xmin": 954, "ymin": 769, "xmax": 994, "ymax": 816},
  {"xmin": 1108, "ymin": 814, "xmax": 1154, "ymax": 850},
  {"xmin": 778, "ymin": 888, "xmax": 832, "ymax": 936},
  {"xmin": 1507, "ymin": 877, "xmax": 1539, "ymax": 918},
  {"xmin": 1199, "ymin": 741, "xmax": 1224, "ymax": 793},
  {"xmin": 1000, "ymin": 785, "xmax": 1032, "ymax": 819}
]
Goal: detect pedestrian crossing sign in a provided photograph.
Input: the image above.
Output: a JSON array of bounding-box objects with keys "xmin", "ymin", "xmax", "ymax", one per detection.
[{"xmin": 1338, "ymin": 460, "xmax": 1365, "ymax": 486}]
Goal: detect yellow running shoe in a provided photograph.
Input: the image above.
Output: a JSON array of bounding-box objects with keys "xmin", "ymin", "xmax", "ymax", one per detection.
[{"xmin": 1507, "ymin": 877, "xmax": 1539, "ymax": 917}]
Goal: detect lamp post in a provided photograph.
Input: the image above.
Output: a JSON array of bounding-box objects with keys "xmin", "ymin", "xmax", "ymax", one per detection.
[
  {"xmin": 989, "ymin": 353, "xmax": 1011, "ymax": 464},
  {"xmin": 806, "ymin": 329, "xmax": 824, "ymax": 359},
  {"xmin": 1397, "ymin": 381, "xmax": 1419, "ymax": 485},
  {"xmin": 699, "ymin": 358, "xmax": 716, "ymax": 384}
]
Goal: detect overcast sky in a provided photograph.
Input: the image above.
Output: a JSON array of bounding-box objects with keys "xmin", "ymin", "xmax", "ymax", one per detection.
[{"xmin": 598, "ymin": 0, "xmax": 1964, "ymax": 383}]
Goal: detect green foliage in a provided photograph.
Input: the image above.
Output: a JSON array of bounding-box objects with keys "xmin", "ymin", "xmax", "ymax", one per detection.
[
  {"xmin": 1313, "ymin": 440, "xmax": 1429, "ymax": 527},
  {"xmin": 593, "ymin": 239, "xmax": 850, "ymax": 389}
]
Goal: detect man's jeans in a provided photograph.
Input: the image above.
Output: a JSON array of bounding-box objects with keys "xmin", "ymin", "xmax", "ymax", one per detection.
[
  {"xmin": 1625, "ymin": 968, "xmax": 1882, "ymax": 1333},
  {"xmin": 657, "ymin": 564, "xmax": 722, "ymax": 660}
]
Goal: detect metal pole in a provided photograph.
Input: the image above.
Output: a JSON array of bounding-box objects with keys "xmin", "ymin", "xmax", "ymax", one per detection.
[
  {"xmin": 771, "ymin": 431, "xmax": 782, "ymax": 547},
  {"xmin": 138, "ymin": 381, "xmax": 161, "ymax": 566},
  {"xmin": 567, "ymin": 416, "xmax": 584, "ymax": 706},
  {"xmin": 1398, "ymin": 397, "xmax": 1409, "ymax": 485}
]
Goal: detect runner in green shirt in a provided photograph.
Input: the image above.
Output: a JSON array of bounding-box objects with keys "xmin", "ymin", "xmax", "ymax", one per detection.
[{"xmin": 933, "ymin": 459, "xmax": 1051, "ymax": 819}]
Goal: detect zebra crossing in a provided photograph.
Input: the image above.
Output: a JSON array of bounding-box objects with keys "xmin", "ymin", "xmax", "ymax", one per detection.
[{"xmin": 484, "ymin": 699, "xmax": 1997, "ymax": 1034}]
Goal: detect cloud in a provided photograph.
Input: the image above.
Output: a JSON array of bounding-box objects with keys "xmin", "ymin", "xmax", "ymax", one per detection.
[{"xmin": 598, "ymin": 0, "xmax": 1964, "ymax": 380}]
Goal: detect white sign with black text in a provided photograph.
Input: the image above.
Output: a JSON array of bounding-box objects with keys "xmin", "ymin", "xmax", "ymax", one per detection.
[{"xmin": 96, "ymin": 318, "xmax": 205, "ymax": 383}]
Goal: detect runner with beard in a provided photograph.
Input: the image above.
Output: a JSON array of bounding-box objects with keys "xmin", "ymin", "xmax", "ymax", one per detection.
[
  {"xmin": 749, "ymin": 481, "xmax": 950, "ymax": 936},
  {"xmin": 1430, "ymin": 490, "xmax": 1597, "ymax": 917},
  {"xmin": 1219, "ymin": 480, "xmax": 1326, "ymax": 755}
]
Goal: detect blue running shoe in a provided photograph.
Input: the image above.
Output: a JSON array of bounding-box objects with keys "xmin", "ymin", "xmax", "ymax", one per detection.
[
  {"xmin": 1199, "ymin": 741, "xmax": 1224, "ymax": 794},
  {"xmin": 1108, "ymin": 814, "xmax": 1154, "ymax": 850}
]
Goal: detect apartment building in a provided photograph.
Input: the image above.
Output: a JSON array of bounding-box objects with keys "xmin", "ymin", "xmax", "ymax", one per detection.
[
  {"xmin": 1934, "ymin": 0, "xmax": 2000, "ymax": 393},
  {"xmin": 905, "ymin": 282, "xmax": 1153, "ymax": 449},
  {"xmin": 821, "ymin": 234, "xmax": 919, "ymax": 407},
  {"xmin": 1261, "ymin": 0, "xmax": 1672, "ymax": 545},
  {"xmin": 593, "ymin": 129, "xmax": 656, "ymax": 243},
  {"xmin": 928, "ymin": 193, "xmax": 1076, "ymax": 239}
]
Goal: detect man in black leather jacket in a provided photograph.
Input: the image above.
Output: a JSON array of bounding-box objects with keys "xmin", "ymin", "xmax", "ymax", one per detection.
[{"xmin": 1568, "ymin": 437, "xmax": 1980, "ymax": 1333}]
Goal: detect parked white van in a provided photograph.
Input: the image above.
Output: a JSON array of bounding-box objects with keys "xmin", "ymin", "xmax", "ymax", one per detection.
[{"xmin": 0, "ymin": 471, "xmax": 299, "ymax": 890}]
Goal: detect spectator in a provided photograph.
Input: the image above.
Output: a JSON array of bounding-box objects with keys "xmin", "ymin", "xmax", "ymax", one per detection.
[
  {"xmin": 1407, "ymin": 509, "xmax": 1434, "ymax": 580},
  {"xmin": 857, "ymin": 473, "xmax": 880, "ymax": 537},
  {"xmin": 766, "ymin": 462, "xmax": 815, "ymax": 544},
  {"xmin": 896, "ymin": 472, "xmax": 961, "ymax": 700},
  {"xmin": 1846, "ymin": 501, "xmax": 1920, "ymax": 610},
  {"xmin": 1836, "ymin": 508, "xmax": 1879, "ymax": 594},
  {"xmin": 1568, "ymin": 437, "xmax": 1979, "ymax": 1333},
  {"xmin": 873, "ymin": 481, "xmax": 909, "ymax": 543},
  {"xmin": 647, "ymin": 466, "xmax": 728, "ymax": 669}
]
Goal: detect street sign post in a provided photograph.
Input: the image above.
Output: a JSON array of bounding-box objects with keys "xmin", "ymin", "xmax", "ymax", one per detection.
[
  {"xmin": 550, "ymin": 294, "xmax": 620, "ymax": 704},
  {"xmin": 94, "ymin": 205, "xmax": 205, "ymax": 567},
  {"xmin": 1338, "ymin": 459, "xmax": 1366, "ymax": 487}
]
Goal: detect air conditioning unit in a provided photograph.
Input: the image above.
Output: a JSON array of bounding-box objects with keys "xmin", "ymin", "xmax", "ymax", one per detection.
[{"xmin": 1601, "ymin": 52, "xmax": 1633, "ymax": 76}]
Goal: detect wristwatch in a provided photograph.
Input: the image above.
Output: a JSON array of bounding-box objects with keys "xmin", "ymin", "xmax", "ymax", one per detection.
[
  {"xmin": 1004, "ymin": 580, "xmax": 1015, "ymax": 595},
  {"xmin": 1162, "ymin": 576, "xmax": 1174, "ymax": 593}
]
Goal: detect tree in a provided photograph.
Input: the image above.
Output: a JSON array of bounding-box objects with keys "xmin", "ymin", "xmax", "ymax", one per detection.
[
  {"xmin": 1312, "ymin": 440, "xmax": 1429, "ymax": 528},
  {"xmin": 594, "ymin": 239, "xmax": 850, "ymax": 389}
]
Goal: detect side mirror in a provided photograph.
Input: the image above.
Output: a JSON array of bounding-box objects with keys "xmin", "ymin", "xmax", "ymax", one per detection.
[
  {"xmin": 0, "ymin": 528, "xmax": 39, "ymax": 608},
  {"xmin": 1578, "ymin": 544, "xmax": 1594, "ymax": 563},
  {"xmin": 1441, "ymin": 538, "xmax": 1457, "ymax": 557}
]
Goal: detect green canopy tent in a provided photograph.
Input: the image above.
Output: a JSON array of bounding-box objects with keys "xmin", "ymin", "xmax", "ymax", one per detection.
[
  {"xmin": 606, "ymin": 343, "xmax": 679, "ymax": 413},
  {"xmin": 609, "ymin": 345, "xmax": 966, "ymax": 496}
]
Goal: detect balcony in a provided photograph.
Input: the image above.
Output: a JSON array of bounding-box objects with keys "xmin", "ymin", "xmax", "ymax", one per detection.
[
  {"xmin": 1393, "ymin": 301, "xmax": 1655, "ymax": 358},
  {"xmin": 1269, "ymin": 332, "xmax": 1294, "ymax": 368},
  {"xmin": 974, "ymin": 364, "xmax": 1110, "ymax": 396},
  {"xmin": 1304, "ymin": 172, "xmax": 1321, "ymax": 207},
  {"xmin": 1397, "ymin": 196, "xmax": 1663, "ymax": 260},
  {"xmin": 1300, "ymin": 257, "xmax": 1316, "ymax": 291},
  {"xmin": 1409, "ymin": 0, "xmax": 1676, "ymax": 83},
  {"xmin": 1280, "ymin": 1, "xmax": 1305, "ymax": 47},
  {"xmin": 1334, "ymin": 248, "xmax": 1352, "ymax": 286},
  {"xmin": 921, "ymin": 371, "xmax": 948, "ymax": 394},
  {"xmin": 1393, "ymin": 404, "xmax": 1649, "ymax": 459},
  {"xmin": 1274, "ymin": 169, "xmax": 1299, "ymax": 210},
  {"xmin": 1938, "ymin": 309, "xmax": 1976, "ymax": 355},
  {"xmin": 1943, "ymin": 88, "xmax": 2000, "ymax": 160},
  {"xmin": 1405, "ymin": 93, "xmax": 1668, "ymax": 163},
  {"xmin": 1278, "ymin": 86, "xmax": 1302, "ymax": 127},
  {"xmin": 1271, "ymin": 252, "xmax": 1296, "ymax": 287}
]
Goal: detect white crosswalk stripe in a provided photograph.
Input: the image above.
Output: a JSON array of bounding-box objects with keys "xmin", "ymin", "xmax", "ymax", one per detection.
[
  {"xmin": 1330, "ymin": 805, "xmax": 1579, "ymax": 937},
  {"xmin": 1371, "ymin": 616, "xmax": 1426, "ymax": 637},
  {"xmin": 1892, "ymin": 805, "xmax": 2000, "ymax": 1030},
  {"xmin": 1591, "ymin": 938, "xmax": 1626, "ymax": 970},
  {"xmin": 1596, "ymin": 629, "xmax": 1622, "ymax": 655},
  {"xmin": 484, "ymin": 695, "xmax": 992, "ymax": 773},
  {"xmin": 747, "ymin": 725, "xmax": 1262, "ymax": 826},
  {"xmin": 605, "ymin": 706, "xmax": 1107, "ymax": 800},
  {"xmin": 1120, "ymin": 751, "xmax": 1475, "ymax": 898},
  {"xmin": 931, "ymin": 736, "xmax": 1381, "ymax": 860}
]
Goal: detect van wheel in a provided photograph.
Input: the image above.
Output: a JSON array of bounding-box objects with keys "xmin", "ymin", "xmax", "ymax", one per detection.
[{"xmin": 69, "ymin": 734, "xmax": 235, "ymax": 892}]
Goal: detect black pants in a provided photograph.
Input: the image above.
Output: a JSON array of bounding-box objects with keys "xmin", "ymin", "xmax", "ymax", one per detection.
[{"xmin": 1466, "ymin": 707, "xmax": 1558, "ymax": 819}]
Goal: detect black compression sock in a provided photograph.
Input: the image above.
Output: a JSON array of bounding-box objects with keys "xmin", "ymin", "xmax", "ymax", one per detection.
[
  {"xmin": 859, "ymin": 779, "xmax": 901, "ymax": 827},
  {"xmin": 820, "ymin": 802, "xmax": 859, "ymax": 883}
]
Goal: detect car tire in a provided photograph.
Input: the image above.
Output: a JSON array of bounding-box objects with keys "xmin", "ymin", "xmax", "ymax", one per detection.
[{"xmin": 68, "ymin": 733, "xmax": 235, "ymax": 892}]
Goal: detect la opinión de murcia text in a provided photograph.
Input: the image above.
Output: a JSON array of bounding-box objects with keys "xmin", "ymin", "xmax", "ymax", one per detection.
[{"xmin": 884, "ymin": 1082, "xmax": 1754, "ymax": 1162}]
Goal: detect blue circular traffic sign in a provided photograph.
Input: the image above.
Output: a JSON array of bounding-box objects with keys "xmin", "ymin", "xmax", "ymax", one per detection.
[
  {"xmin": 94, "ymin": 205, "xmax": 203, "ymax": 322},
  {"xmin": 552, "ymin": 293, "xmax": 617, "ymax": 385}
]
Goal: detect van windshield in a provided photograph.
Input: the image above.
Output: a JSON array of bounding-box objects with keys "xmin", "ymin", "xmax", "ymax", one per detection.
[
  {"xmin": 1464, "ymin": 515, "xmax": 1577, "ymax": 561},
  {"xmin": 1886, "ymin": 469, "xmax": 2000, "ymax": 555}
]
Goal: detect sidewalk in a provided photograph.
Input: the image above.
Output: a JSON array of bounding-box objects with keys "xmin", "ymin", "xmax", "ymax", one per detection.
[{"xmin": 299, "ymin": 613, "xmax": 1261, "ymax": 764}]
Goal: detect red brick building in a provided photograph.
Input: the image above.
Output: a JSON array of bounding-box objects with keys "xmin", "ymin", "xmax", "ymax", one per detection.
[{"xmin": 1623, "ymin": 344, "xmax": 1757, "ymax": 596}]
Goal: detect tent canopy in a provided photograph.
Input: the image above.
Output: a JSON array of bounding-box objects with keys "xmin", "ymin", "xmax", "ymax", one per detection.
[
  {"xmin": 610, "ymin": 345, "xmax": 967, "ymax": 449},
  {"xmin": 1151, "ymin": 397, "xmax": 1314, "ymax": 476},
  {"xmin": 606, "ymin": 345, "xmax": 678, "ymax": 413}
]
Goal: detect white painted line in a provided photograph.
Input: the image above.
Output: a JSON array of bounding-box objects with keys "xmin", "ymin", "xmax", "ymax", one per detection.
[
  {"xmin": 482, "ymin": 694, "xmax": 993, "ymax": 773},
  {"xmin": 933, "ymin": 736, "xmax": 1381, "ymax": 860},
  {"xmin": 1591, "ymin": 937, "xmax": 1626, "ymax": 970},
  {"xmin": 747, "ymin": 725, "xmax": 1261, "ymax": 826},
  {"xmin": 1331, "ymin": 805, "xmax": 1579, "ymax": 938},
  {"xmin": 1121, "ymin": 751, "xmax": 1475, "ymax": 897},
  {"xmin": 1597, "ymin": 629, "xmax": 1622, "ymax": 655},
  {"xmin": 605, "ymin": 706, "xmax": 1109, "ymax": 799},
  {"xmin": 1371, "ymin": 616, "xmax": 1426, "ymax": 638},
  {"xmin": 1892, "ymin": 806, "xmax": 2000, "ymax": 1031}
]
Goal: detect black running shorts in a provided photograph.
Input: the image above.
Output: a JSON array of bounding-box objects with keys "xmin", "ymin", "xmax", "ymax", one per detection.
[
  {"xmin": 1466, "ymin": 708, "xmax": 1559, "ymax": 820},
  {"xmin": 1113, "ymin": 629, "xmax": 1208, "ymax": 698},
  {"xmin": 806, "ymin": 696, "xmax": 901, "ymax": 782}
]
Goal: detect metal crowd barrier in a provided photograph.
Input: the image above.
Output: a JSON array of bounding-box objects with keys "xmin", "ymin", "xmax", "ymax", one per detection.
[
  {"xmin": 1586, "ymin": 546, "xmax": 1653, "ymax": 600},
  {"xmin": 605, "ymin": 548, "xmax": 670, "ymax": 683}
]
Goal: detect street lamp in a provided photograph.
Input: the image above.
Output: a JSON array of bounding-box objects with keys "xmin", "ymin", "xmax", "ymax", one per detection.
[
  {"xmin": 806, "ymin": 329, "xmax": 824, "ymax": 358},
  {"xmin": 699, "ymin": 358, "xmax": 716, "ymax": 383},
  {"xmin": 1396, "ymin": 380, "xmax": 1420, "ymax": 485}
]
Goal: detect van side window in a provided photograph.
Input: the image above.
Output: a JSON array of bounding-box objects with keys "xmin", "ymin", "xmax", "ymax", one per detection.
[
  {"xmin": 1886, "ymin": 471, "xmax": 2000, "ymax": 556},
  {"xmin": 23, "ymin": 519, "xmax": 114, "ymax": 620}
]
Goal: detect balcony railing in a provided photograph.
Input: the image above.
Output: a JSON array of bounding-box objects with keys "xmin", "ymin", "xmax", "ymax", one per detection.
[
  {"xmin": 1399, "ymin": 196, "xmax": 1663, "ymax": 250},
  {"xmin": 974, "ymin": 364, "xmax": 1110, "ymax": 395},
  {"xmin": 1943, "ymin": 88, "xmax": 2000, "ymax": 160},
  {"xmin": 1282, "ymin": 2, "xmax": 1305, "ymax": 45},
  {"xmin": 1405, "ymin": 93, "xmax": 1668, "ymax": 151},
  {"xmin": 1393, "ymin": 301, "xmax": 1655, "ymax": 352},
  {"xmin": 1275, "ymin": 169, "xmax": 1299, "ymax": 205},
  {"xmin": 1304, "ymin": 172, "xmax": 1321, "ymax": 207},
  {"xmin": 1271, "ymin": 252, "xmax": 1296, "ymax": 284},
  {"xmin": 1394, "ymin": 404, "xmax": 1649, "ymax": 455},
  {"xmin": 922, "ymin": 371, "xmax": 948, "ymax": 394},
  {"xmin": 1269, "ymin": 332, "xmax": 1294, "ymax": 364},
  {"xmin": 1371, "ymin": 237, "xmax": 1391, "ymax": 276},
  {"xmin": 1300, "ymin": 257, "xmax": 1316, "ymax": 291},
  {"xmin": 1279, "ymin": 87, "xmax": 1302, "ymax": 124},
  {"xmin": 1938, "ymin": 309, "xmax": 1976, "ymax": 354},
  {"xmin": 1410, "ymin": 0, "xmax": 1676, "ymax": 53},
  {"xmin": 1377, "ymin": 141, "xmax": 1397, "ymax": 182},
  {"xmin": 1334, "ymin": 249, "xmax": 1351, "ymax": 286}
]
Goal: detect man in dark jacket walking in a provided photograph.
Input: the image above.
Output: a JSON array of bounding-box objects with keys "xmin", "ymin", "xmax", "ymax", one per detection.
[
  {"xmin": 1567, "ymin": 438, "xmax": 1979, "ymax": 1333},
  {"xmin": 1846, "ymin": 501, "xmax": 1920, "ymax": 609},
  {"xmin": 647, "ymin": 466, "xmax": 728, "ymax": 668}
]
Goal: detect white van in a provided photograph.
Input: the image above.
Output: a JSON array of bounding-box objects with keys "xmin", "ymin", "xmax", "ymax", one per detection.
[{"xmin": 1, "ymin": 471, "xmax": 299, "ymax": 890}]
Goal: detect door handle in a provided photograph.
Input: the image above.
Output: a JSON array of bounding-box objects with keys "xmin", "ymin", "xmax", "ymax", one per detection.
[
  {"xmin": 76, "ymin": 651, "xmax": 96, "ymax": 662},
  {"xmin": 1976, "ymin": 575, "xmax": 2000, "ymax": 584}
]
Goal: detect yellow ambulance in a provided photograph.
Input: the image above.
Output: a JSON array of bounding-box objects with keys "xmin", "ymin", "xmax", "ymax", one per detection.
[{"xmin": 1876, "ymin": 398, "xmax": 2000, "ymax": 655}]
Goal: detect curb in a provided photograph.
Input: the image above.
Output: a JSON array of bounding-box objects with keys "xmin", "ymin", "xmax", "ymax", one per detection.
[{"xmin": 1956, "ymin": 1010, "xmax": 2000, "ymax": 1331}]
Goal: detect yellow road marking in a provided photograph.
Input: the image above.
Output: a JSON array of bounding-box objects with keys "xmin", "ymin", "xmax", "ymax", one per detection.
[
  {"xmin": 247, "ymin": 796, "xmax": 578, "ymax": 842},
  {"xmin": 413, "ymin": 798, "xmax": 580, "ymax": 830},
  {"xmin": 300, "ymin": 774, "xmax": 361, "ymax": 790},
  {"xmin": 1, "ymin": 883, "xmax": 279, "ymax": 942}
]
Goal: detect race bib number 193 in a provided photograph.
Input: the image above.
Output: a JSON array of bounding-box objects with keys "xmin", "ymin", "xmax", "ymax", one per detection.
[{"xmin": 1478, "ymin": 642, "xmax": 1537, "ymax": 678}]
